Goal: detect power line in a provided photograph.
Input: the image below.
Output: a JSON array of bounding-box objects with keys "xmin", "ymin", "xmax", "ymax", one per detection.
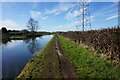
[{"xmin": 76, "ymin": 0, "xmax": 91, "ymax": 31}]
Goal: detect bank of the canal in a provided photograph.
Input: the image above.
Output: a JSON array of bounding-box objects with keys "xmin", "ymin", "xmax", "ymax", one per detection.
[
  {"xmin": 17, "ymin": 35, "xmax": 62, "ymax": 78},
  {"xmin": 18, "ymin": 35, "xmax": 120, "ymax": 79}
]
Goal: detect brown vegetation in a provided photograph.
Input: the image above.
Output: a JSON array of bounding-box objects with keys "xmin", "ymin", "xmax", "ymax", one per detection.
[{"xmin": 59, "ymin": 27, "xmax": 120, "ymax": 66}]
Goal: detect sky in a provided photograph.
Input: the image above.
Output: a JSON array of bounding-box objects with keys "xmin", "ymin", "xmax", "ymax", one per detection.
[{"xmin": 0, "ymin": 2, "xmax": 119, "ymax": 32}]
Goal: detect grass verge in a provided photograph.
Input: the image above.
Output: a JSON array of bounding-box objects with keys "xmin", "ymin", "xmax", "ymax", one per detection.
[
  {"xmin": 17, "ymin": 35, "xmax": 61, "ymax": 78},
  {"xmin": 58, "ymin": 35, "xmax": 120, "ymax": 79}
]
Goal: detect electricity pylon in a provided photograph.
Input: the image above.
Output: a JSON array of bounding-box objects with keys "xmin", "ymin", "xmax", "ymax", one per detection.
[{"xmin": 76, "ymin": 0, "xmax": 91, "ymax": 31}]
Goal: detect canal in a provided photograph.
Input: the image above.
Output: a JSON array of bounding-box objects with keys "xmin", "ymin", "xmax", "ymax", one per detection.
[{"xmin": 1, "ymin": 35, "xmax": 53, "ymax": 78}]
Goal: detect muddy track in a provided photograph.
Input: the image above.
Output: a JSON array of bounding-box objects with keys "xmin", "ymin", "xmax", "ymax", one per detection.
[{"xmin": 55, "ymin": 36, "xmax": 76, "ymax": 79}]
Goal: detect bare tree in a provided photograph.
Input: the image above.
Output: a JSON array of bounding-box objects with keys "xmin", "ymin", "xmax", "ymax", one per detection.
[{"xmin": 27, "ymin": 18, "xmax": 38, "ymax": 34}]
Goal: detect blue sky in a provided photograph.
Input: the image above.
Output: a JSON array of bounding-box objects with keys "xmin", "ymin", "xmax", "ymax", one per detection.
[{"xmin": 0, "ymin": 2, "xmax": 118, "ymax": 32}]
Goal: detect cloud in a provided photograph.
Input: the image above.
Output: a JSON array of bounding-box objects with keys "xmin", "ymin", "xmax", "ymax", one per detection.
[
  {"xmin": 30, "ymin": 10, "xmax": 41, "ymax": 18},
  {"xmin": 44, "ymin": 8, "xmax": 59, "ymax": 16},
  {"xmin": 41, "ymin": 16, "xmax": 48, "ymax": 20},
  {"xmin": 44, "ymin": 9, "xmax": 58, "ymax": 15},
  {"xmin": 55, "ymin": 11, "xmax": 61, "ymax": 15},
  {"xmin": 0, "ymin": 20, "xmax": 22, "ymax": 30},
  {"xmin": 30, "ymin": 10, "xmax": 49, "ymax": 21},
  {"xmin": 64, "ymin": 11, "xmax": 74, "ymax": 20},
  {"xmin": 58, "ymin": 3, "xmax": 73, "ymax": 12},
  {"xmin": 90, "ymin": 2, "xmax": 118, "ymax": 23},
  {"xmin": 52, "ymin": 24, "xmax": 77, "ymax": 32},
  {"xmin": 65, "ymin": 9, "xmax": 82, "ymax": 21},
  {"xmin": 64, "ymin": 3, "xmax": 87, "ymax": 21},
  {"xmin": 92, "ymin": 2, "xmax": 117, "ymax": 18},
  {"xmin": 90, "ymin": 16, "xmax": 96, "ymax": 22},
  {"xmin": 44, "ymin": 3, "xmax": 76, "ymax": 16},
  {"xmin": 72, "ymin": 10, "xmax": 81, "ymax": 17},
  {"xmin": 49, "ymin": 19, "xmax": 83, "ymax": 32},
  {"xmin": 105, "ymin": 15, "xmax": 118, "ymax": 21}
]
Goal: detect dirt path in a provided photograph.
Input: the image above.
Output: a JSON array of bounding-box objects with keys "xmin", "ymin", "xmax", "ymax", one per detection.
[{"xmin": 55, "ymin": 36, "xmax": 76, "ymax": 79}]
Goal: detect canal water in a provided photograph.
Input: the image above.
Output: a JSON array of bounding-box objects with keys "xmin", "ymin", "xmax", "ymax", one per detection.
[{"xmin": 1, "ymin": 35, "xmax": 53, "ymax": 78}]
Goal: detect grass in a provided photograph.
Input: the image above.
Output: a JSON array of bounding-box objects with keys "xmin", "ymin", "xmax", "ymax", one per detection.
[
  {"xmin": 58, "ymin": 35, "xmax": 120, "ymax": 79},
  {"xmin": 17, "ymin": 35, "xmax": 61, "ymax": 78},
  {"xmin": 10, "ymin": 35, "xmax": 27, "ymax": 39}
]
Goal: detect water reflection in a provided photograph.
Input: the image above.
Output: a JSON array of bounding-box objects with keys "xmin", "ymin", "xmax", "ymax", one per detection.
[
  {"xmin": 24, "ymin": 37, "xmax": 39, "ymax": 54},
  {"xmin": 2, "ymin": 39, "xmax": 11, "ymax": 45}
]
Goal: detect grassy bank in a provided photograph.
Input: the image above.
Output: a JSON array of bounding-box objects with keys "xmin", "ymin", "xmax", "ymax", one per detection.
[
  {"xmin": 10, "ymin": 35, "xmax": 27, "ymax": 39},
  {"xmin": 17, "ymin": 35, "xmax": 61, "ymax": 78},
  {"xmin": 17, "ymin": 35, "xmax": 120, "ymax": 79},
  {"xmin": 58, "ymin": 35, "xmax": 120, "ymax": 79}
]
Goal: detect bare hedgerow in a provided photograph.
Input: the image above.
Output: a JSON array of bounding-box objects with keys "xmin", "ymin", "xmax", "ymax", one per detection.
[{"xmin": 60, "ymin": 26, "xmax": 120, "ymax": 64}]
